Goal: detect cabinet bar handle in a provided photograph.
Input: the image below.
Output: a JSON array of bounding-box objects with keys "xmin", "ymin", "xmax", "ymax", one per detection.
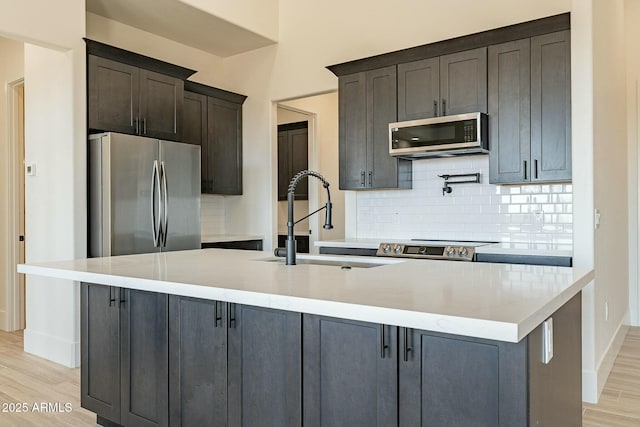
[
  {"xmin": 434, "ymin": 100, "xmax": 438, "ymax": 116},
  {"xmin": 135, "ymin": 117, "xmax": 140, "ymax": 135},
  {"xmin": 534, "ymin": 159, "xmax": 539, "ymax": 179},
  {"xmin": 118, "ymin": 289, "xmax": 126, "ymax": 308},
  {"xmin": 143, "ymin": 117, "xmax": 147, "ymax": 135},
  {"xmin": 380, "ymin": 324, "xmax": 389, "ymax": 359},
  {"xmin": 403, "ymin": 328, "xmax": 412, "ymax": 362},
  {"xmin": 214, "ymin": 301, "xmax": 222, "ymax": 327},
  {"xmin": 442, "ymin": 99, "xmax": 447, "ymax": 116},
  {"xmin": 109, "ymin": 287, "xmax": 116, "ymax": 307},
  {"xmin": 228, "ymin": 303, "xmax": 237, "ymax": 329},
  {"xmin": 368, "ymin": 171, "xmax": 372, "ymax": 187},
  {"xmin": 523, "ymin": 160, "xmax": 528, "ymax": 180},
  {"xmin": 360, "ymin": 171, "xmax": 365, "ymax": 187}
]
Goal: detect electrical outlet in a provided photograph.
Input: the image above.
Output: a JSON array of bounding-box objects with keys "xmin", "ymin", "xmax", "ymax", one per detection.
[
  {"xmin": 594, "ymin": 208, "xmax": 601, "ymax": 229},
  {"xmin": 25, "ymin": 162, "xmax": 36, "ymax": 176}
]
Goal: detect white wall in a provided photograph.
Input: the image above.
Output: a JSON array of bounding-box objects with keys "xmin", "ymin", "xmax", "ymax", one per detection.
[
  {"xmin": 0, "ymin": 37, "xmax": 24, "ymax": 331},
  {"xmin": 0, "ymin": 0, "xmax": 86, "ymax": 367},
  {"xmin": 625, "ymin": 0, "xmax": 640, "ymax": 327}
]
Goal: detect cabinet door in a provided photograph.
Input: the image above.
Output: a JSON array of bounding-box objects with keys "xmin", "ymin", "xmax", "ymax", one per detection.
[
  {"xmin": 228, "ymin": 304, "xmax": 301, "ymax": 427},
  {"xmin": 399, "ymin": 330, "xmax": 500, "ymax": 427},
  {"xmin": 183, "ymin": 91, "xmax": 208, "ymax": 191},
  {"xmin": 531, "ymin": 30, "xmax": 571, "ymax": 182},
  {"xmin": 208, "ymin": 97, "xmax": 243, "ymax": 194},
  {"xmin": 366, "ymin": 65, "xmax": 399, "ymax": 189},
  {"xmin": 399, "ymin": 329, "xmax": 529, "ymax": 427},
  {"xmin": 81, "ymin": 283, "xmax": 121, "ymax": 424},
  {"xmin": 488, "ymin": 39, "xmax": 531, "ymax": 184},
  {"xmin": 440, "ymin": 47, "xmax": 488, "ymax": 115},
  {"xmin": 338, "ymin": 72, "xmax": 367, "ymax": 189},
  {"xmin": 169, "ymin": 296, "xmax": 227, "ymax": 427},
  {"xmin": 398, "ymin": 57, "xmax": 440, "ymax": 120},
  {"xmin": 120, "ymin": 289, "xmax": 169, "ymax": 427},
  {"xmin": 278, "ymin": 130, "xmax": 290, "ymax": 200},
  {"xmin": 139, "ymin": 70, "xmax": 184, "ymax": 141},
  {"xmin": 88, "ymin": 55, "xmax": 139, "ymax": 135},
  {"xmin": 303, "ymin": 315, "xmax": 398, "ymax": 427}
]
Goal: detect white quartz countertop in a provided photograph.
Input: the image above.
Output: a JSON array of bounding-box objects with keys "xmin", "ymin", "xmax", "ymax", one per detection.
[
  {"xmin": 18, "ymin": 249, "xmax": 592, "ymax": 343},
  {"xmin": 315, "ymin": 239, "xmax": 573, "ymax": 257},
  {"xmin": 201, "ymin": 234, "xmax": 263, "ymax": 244}
]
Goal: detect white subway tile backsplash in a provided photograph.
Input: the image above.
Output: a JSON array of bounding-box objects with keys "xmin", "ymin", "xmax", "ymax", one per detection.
[
  {"xmin": 355, "ymin": 156, "xmax": 572, "ymax": 244},
  {"xmin": 201, "ymin": 195, "xmax": 225, "ymax": 236}
]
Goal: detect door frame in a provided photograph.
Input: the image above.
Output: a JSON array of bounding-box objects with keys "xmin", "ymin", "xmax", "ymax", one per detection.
[
  {"xmin": 6, "ymin": 78, "xmax": 25, "ymax": 331},
  {"xmin": 274, "ymin": 103, "xmax": 318, "ymax": 253}
]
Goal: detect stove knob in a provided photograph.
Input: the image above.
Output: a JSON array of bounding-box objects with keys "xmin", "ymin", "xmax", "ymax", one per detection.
[
  {"xmin": 382, "ymin": 244, "xmax": 391, "ymax": 254},
  {"xmin": 446, "ymin": 247, "xmax": 457, "ymax": 257},
  {"xmin": 419, "ymin": 246, "xmax": 427, "ymax": 255},
  {"xmin": 459, "ymin": 247, "xmax": 468, "ymax": 257},
  {"xmin": 394, "ymin": 245, "xmax": 403, "ymax": 254}
]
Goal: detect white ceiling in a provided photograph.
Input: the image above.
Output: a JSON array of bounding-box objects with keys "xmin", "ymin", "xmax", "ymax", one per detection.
[{"xmin": 86, "ymin": 0, "xmax": 276, "ymax": 57}]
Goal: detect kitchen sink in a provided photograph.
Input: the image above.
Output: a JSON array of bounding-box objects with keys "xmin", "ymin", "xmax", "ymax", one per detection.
[{"xmin": 257, "ymin": 255, "xmax": 403, "ymax": 269}]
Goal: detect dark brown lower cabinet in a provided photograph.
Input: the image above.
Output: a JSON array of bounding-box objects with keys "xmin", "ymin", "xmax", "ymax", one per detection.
[
  {"xmin": 399, "ymin": 291, "xmax": 582, "ymax": 427},
  {"xmin": 81, "ymin": 283, "xmax": 169, "ymax": 427},
  {"xmin": 302, "ymin": 315, "xmax": 398, "ymax": 427},
  {"xmin": 83, "ymin": 283, "xmax": 581, "ymax": 427}
]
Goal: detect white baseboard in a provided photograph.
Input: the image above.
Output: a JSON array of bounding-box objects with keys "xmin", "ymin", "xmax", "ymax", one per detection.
[
  {"xmin": 23, "ymin": 328, "xmax": 80, "ymax": 368},
  {"xmin": 582, "ymin": 318, "xmax": 629, "ymax": 403}
]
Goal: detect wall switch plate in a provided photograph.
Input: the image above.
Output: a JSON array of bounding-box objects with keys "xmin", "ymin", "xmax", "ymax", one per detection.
[
  {"xmin": 542, "ymin": 317, "xmax": 554, "ymax": 364},
  {"xmin": 26, "ymin": 163, "xmax": 36, "ymax": 176},
  {"xmin": 594, "ymin": 208, "xmax": 601, "ymax": 229}
]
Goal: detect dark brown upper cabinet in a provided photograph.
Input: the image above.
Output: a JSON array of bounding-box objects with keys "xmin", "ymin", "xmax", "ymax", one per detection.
[
  {"xmin": 278, "ymin": 122, "xmax": 309, "ymax": 201},
  {"xmin": 88, "ymin": 55, "xmax": 185, "ymax": 141},
  {"xmin": 489, "ymin": 30, "xmax": 571, "ymax": 184},
  {"xmin": 397, "ymin": 47, "xmax": 487, "ymax": 121},
  {"xmin": 338, "ymin": 66, "xmax": 412, "ymax": 190},
  {"xmin": 183, "ymin": 81, "xmax": 246, "ymax": 195}
]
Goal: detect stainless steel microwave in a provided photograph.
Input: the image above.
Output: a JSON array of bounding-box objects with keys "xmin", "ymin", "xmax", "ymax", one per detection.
[{"xmin": 389, "ymin": 112, "xmax": 488, "ymax": 158}]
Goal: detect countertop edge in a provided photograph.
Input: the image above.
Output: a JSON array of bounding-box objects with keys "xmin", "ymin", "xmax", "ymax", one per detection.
[{"xmin": 18, "ymin": 261, "xmax": 592, "ymax": 343}]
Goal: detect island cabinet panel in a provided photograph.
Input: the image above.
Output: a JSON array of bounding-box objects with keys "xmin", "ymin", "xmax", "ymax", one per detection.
[
  {"xmin": 338, "ymin": 66, "xmax": 411, "ymax": 190},
  {"xmin": 120, "ymin": 289, "xmax": 169, "ymax": 427},
  {"xmin": 489, "ymin": 30, "xmax": 571, "ymax": 184},
  {"xmin": 528, "ymin": 290, "xmax": 582, "ymax": 427},
  {"xmin": 397, "ymin": 47, "xmax": 487, "ymax": 122},
  {"xmin": 228, "ymin": 304, "xmax": 302, "ymax": 427},
  {"xmin": 399, "ymin": 329, "xmax": 527, "ymax": 427},
  {"xmin": 81, "ymin": 284, "xmax": 169, "ymax": 427},
  {"xmin": 81, "ymin": 283, "xmax": 121, "ymax": 424},
  {"xmin": 169, "ymin": 297, "xmax": 227, "ymax": 427},
  {"xmin": 302, "ymin": 315, "xmax": 398, "ymax": 427}
]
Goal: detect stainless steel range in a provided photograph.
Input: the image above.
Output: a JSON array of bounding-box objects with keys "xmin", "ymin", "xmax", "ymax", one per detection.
[{"xmin": 376, "ymin": 240, "xmax": 496, "ymax": 261}]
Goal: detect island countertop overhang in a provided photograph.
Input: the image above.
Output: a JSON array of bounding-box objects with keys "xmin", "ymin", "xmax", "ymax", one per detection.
[{"xmin": 18, "ymin": 248, "xmax": 593, "ymax": 343}]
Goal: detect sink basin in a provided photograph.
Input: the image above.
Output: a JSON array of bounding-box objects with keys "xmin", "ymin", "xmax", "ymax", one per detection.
[{"xmin": 258, "ymin": 255, "xmax": 403, "ymax": 269}]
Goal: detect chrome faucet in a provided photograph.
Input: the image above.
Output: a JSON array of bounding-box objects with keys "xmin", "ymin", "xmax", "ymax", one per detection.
[{"xmin": 275, "ymin": 170, "xmax": 333, "ymax": 265}]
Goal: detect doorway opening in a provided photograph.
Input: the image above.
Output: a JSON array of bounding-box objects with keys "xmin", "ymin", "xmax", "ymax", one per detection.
[{"xmin": 8, "ymin": 78, "xmax": 25, "ymax": 331}]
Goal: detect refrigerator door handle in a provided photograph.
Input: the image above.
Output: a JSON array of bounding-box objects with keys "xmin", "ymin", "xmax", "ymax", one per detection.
[
  {"xmin": 151, "ymin": 160, "xmax": 161, "ymax": 247},
  {"xmin": 161, "ymin": 161, "xmax": 169, "ymax": 247}
]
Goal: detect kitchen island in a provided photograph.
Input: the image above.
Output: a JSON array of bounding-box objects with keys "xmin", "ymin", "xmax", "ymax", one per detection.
[{"xmin": 19, "ymin": 249, "xmax": 592, "ymax": 427}]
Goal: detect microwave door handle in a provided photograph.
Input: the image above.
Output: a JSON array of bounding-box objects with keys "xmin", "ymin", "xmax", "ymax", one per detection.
[
  {"xmin": 442, "ymin": 99, "xmax": 446, "ymax": 116},
  {"xmin": 434, "ymin": 100, "xmax": 438, "ymax": 117}
]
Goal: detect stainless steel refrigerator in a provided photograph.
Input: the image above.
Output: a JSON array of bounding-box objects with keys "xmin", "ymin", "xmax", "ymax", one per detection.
[{"xmin": 89, "ymin": 132, "xmax": 201, "ymax": 257}]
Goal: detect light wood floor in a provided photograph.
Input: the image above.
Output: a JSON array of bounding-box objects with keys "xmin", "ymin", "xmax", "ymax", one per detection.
[
  {"xmin": 583, "ymin": 326, "xmax": 640, "ymax": 427},
  {"xmin": 0, "ymin": 327, "xmax": 638, "ymax": 427},
  {"xmin": 0, "ymin": 330, "xmax": 95, "ymax": 427}
]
